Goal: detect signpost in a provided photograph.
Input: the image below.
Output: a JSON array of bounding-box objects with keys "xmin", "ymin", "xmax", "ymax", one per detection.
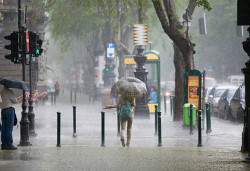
[
  {"xmin": 107, "ymin": 43, "xmax": 114, "ymax": 58},
  {"xmin": 104, "ymin": 43, "xmax": 116, "ymax": 88}
]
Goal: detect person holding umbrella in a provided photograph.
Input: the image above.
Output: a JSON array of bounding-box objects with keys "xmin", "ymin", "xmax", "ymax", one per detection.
[
  {"xmin": 0, "ymin": 77, "xmax": 29, "ymax": 150},
  {"xmin": 104, "ymin": 94, "xmax": 135, "ymax": 147},
  {"xmin": 104, "ymin": 77, "xmax": 147, "ymax": 147},
  {"xmin": 0, "ymin": 86, "xmax": 22, "ymax": 150}
]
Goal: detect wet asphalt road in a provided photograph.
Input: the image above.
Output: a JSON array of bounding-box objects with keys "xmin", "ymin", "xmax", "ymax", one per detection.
[{"xmin": 0, "ymin": 93, "xmax": 250, "ymax": 170}]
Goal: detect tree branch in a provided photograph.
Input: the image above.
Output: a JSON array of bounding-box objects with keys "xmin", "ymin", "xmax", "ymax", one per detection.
[{"xmin": 151, "ymin": 0, "xmax": 170, "ymax": 34}]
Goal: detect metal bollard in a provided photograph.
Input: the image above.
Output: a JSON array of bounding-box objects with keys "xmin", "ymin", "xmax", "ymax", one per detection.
[
  {"xmin": 158, "ymin": 111, "xmax": 162, "ymax": 147},
  {"xmin": 164, "ymin": 95, "xmax": 166, "ymax": 114},
  {"xmin": 190, "ymin": 104, "xmax": 193, "ymax": 135},
  {"xmin": 54, "ymin": 93, "xmax": 56, "ymax": 106},
  {"xmin": 155, "ymin": 105, "xmax": 158, "ymax": 135},
  {"xmin": 57, "ymin": 112, "xmax": 61, "ymax": 147},
  {"xmin": 73, "ymin": 106, "xmax": 77, "ymax": 137},
  {"xmin": 117, "ymin": 107, "xmax": 120, "ymax": 136},
  {"xmin": 101, "ymin": 111, "xmax": 105, "ymax": 147},
  {"xmin": 206, "ymin": 102, "xmax": 212, "ymax": 133},
  {"xmin": 198, "ymin": 110, "xmax": 202, "ymax": 147}
]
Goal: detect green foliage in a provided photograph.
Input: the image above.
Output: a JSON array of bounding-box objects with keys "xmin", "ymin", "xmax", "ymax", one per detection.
[
  {"xmin": 193, "ymin": 0, "xmax": 248, "ymax": 80},
  {"xmin": 197, "ymin": 0, "xmax": 212, "ymax": 11}
]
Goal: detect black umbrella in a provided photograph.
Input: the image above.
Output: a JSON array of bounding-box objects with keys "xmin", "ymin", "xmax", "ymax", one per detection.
[{"xmin": 0, "ymin": 77, "xmax": 30, "ymax": 90}]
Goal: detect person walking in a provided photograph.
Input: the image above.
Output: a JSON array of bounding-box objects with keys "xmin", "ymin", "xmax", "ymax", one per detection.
[
  {"xmin": 104, "ymin": 95, "xmax": 135, "ymax": 147},
  {"xmin": 54, "ymin": 81, "xmax": 60, "ymax": 98},
  {"xmin": 0, "ymin": 86, "xmax": 20, "ymax": 150}
]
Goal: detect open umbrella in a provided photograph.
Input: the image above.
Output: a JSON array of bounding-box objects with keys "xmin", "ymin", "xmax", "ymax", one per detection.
[
  {"xmin": 114, "ymin": 77, "xmax": 147, "ymax": 98},
  {"xmin": 0, "ymin": 77, "xmax": 30, "ymax": 90}
]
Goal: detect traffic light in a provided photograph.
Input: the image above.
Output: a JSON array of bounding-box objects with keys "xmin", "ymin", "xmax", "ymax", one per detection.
[
  {"xmin": 4, "ymin": 31, "xmax": 19, "ymax": 63},
  {"xmin": 29, "ymin": 31, "xmax": 43, "ymax": 57},
  {"xmin": 105, "ymin": 67, "xmax": 109, "ymax": 71}
]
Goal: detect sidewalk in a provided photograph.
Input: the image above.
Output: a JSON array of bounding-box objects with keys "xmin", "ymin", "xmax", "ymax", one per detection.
[{"xmin": 0, "ymin": 94, "xmax": 250, "ymax": 170}]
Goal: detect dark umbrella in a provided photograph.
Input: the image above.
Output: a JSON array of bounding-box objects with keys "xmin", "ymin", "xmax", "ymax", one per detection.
[{"xmin": 0, "ymin": 77, "xmax": 30, "ymax": 90}]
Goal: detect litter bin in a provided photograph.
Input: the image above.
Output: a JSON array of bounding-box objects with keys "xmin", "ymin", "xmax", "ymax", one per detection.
[{"xmin": 183, "ymin": 103, "xmax": 196, "ymax": 126}]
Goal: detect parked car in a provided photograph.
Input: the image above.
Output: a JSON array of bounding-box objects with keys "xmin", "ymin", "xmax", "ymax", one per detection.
[
  {"xmin": 205, "ymin": 77, "xmax": 217, "ymax": 88},
  {"xmin": 208, "ymin": 86, "xmax": 229, "ymax": 116},
  {"xmin": 204, "ymin": 87, "xmax": 213, "ymax": 103},
  {"xmin": 217, "ymin": 86, "xmax": 238, "ymax": 119},
  {"xmin": 227, "ymin": 75, "xmax": 244, "ymax": 87},
  {"xmin": 229, "ymin": 85, "xmax": 245, "ymax": 123}
]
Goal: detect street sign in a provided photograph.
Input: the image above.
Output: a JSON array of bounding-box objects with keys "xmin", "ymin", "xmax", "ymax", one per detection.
[
  {"xmin": 133, "ymin": 24, "xmax": 148, "ymax": 45},
  {"xmin": 107, "ymin": 43, "xmax": 114, "ymax": 58}
]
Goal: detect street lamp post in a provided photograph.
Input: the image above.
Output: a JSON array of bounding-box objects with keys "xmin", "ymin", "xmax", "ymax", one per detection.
[
  {"xmin": 28, "ymin": 54, "xmax": 37, "ymax": 137},
  {"xmin": 134, "ymin": 45, "xmax": 150, "ymax": 118}
]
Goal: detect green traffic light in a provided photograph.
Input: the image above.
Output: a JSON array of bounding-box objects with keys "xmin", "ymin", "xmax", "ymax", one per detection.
[
  {"xmin": 105, "ymin": 68, "xmax": 109, "ymax": 71},
  {"xmin": 36, "ymin": 49, "xmax": 40, "ymax": 55}
]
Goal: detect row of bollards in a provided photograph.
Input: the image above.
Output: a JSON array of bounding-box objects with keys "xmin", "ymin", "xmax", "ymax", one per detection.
[
  {"xmin": 187, "ymin": 102, "xmax": 212, "ymax": 147},
  {"xmin": 57, "ymin": 106, "xmax": 78, "ymax": 147},
  {"xmin": 56, "ymin": 102, "xmax": 211, "ymax": 148}
]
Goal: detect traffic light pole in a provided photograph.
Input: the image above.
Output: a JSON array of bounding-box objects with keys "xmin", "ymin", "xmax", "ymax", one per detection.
[
  {"xmin": 104, "ymin": 58, "xmax": 116, "ymax": 88},
  {"xmin": 25, "ymin": 6, "xmax": 37, "ymax": 137},
  {"xmin": 28, "ymin": 55, "xmax": 37, "ymax": 137},
  {"xmin": 18, "ymin": 0, "xmax": 30, "ymax": 146}
]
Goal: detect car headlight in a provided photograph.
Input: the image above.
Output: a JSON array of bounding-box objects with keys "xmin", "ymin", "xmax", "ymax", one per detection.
[{"xmin": 165, "ymin": 92, "xmax": 170, "ymax": 96}]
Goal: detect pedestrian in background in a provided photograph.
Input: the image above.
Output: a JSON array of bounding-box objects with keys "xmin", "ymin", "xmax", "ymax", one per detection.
[
  {"xmin": 148, "ymin": 85, "xmax": 157, "ymax": 103},
  {"xmin": 55, "ymin": 81, "xmax": 60, "ymax": 98},
  {"xmin": 104, "ymin": 95, "xmax": 135, "ymax": 147},
  {"xmin": 0, "ymin": 86, "xmax": 21, "ymax": 150}
]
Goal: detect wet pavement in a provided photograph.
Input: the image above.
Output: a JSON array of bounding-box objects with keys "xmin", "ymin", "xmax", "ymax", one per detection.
[{"xmin": 1, "ymin": 93, "xmax": 250, "ymax": 170}]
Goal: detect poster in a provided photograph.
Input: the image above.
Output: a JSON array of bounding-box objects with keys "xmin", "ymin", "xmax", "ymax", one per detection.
[{"xmin": 188, "ymin": 76, "xmax": 199, "ymax": 109}]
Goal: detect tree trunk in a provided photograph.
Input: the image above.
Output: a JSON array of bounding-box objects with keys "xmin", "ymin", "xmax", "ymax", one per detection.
[{"xmin": 173, "ymin": 44, "xmax": 184, "ymax": 121}]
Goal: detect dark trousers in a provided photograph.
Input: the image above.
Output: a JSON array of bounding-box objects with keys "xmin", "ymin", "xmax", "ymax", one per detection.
[{"xmin": 1, "ymin": 108, "xmax": 14, "ymax": 149}]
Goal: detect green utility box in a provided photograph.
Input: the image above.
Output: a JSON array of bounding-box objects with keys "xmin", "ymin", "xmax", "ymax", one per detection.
[{"xmin": 183, "ymin": 103, "xmax": 196, "ymax": 126}]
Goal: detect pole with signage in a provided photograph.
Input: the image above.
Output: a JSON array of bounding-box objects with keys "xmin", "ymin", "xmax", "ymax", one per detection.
[
  {"xmin": 104, "ymin": 43, "xmax": 116, "ymax": 88},
  {"xmin": 133, "ymin": 24, "xmax": 150, "ymax": 118}
]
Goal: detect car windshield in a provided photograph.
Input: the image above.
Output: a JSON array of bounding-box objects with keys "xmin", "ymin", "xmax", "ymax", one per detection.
[{"xmin": 214, "ymin": 89, "xmax": 226, "ymax": 98}]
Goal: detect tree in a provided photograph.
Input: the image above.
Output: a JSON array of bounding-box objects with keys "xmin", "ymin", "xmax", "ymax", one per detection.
[{"xmin": 151, "ymin": 0, "xmax": 211, "ymax": 121}]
